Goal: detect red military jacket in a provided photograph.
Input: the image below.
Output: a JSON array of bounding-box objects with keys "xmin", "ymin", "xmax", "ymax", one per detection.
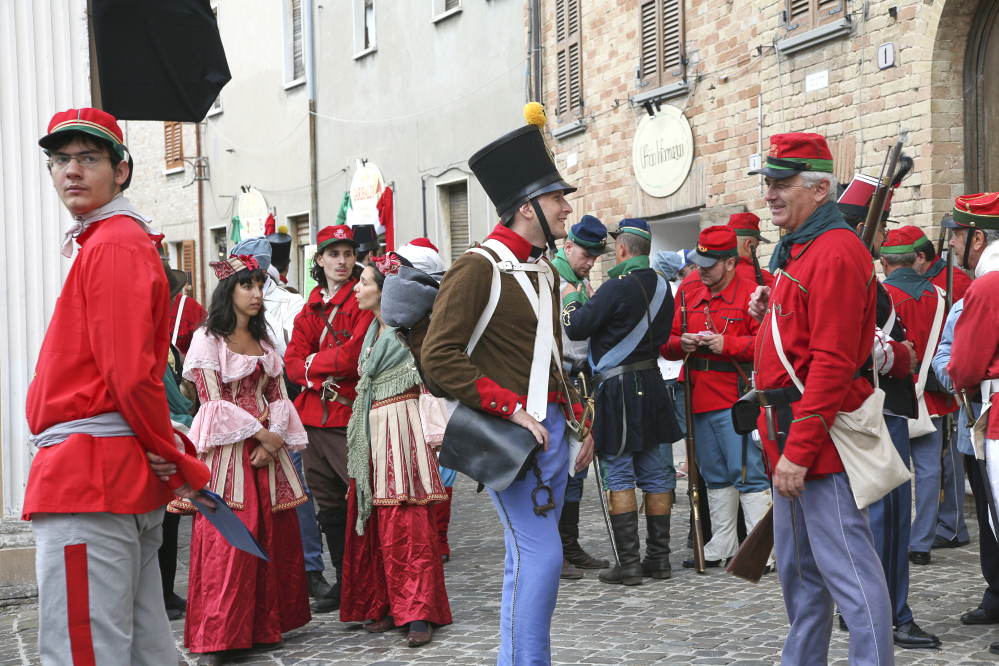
[
  {"xmin": 755, "ymin": 229, "xmax": 877, "ymax": 477},
  {"xmin": 948, "ymin": 271, "xmax": 999, "ymax": 439},
  {"xmin": 285, "ymin": 278, "xmax": 374, "ymax": 428},
  {"xmin": 882, "ymin": 274, "xmax": 957, "ymax": 417},
  {"xmin": 662, "ymin": 273, "xmax": 758, "ymax": 413},
  {"xmin": 168, "ymin": 293, "xmax": 207, "ymax": 355},
  {"xmin": 23, "ymin": 216, "xmax": 210, "ymax": 519},
  {"xmin": 925, "ymin": 257, "xmax": 972, "ymax": 303}
]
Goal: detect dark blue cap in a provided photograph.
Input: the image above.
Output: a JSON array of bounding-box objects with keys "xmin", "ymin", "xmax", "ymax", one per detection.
[
  {"xmin": 610, "ymin": 218, "xmax": 652, "ymax": 241},
  {"xmin": 567, "ymin": 215, "xmax": 608, "ymax": 255}
]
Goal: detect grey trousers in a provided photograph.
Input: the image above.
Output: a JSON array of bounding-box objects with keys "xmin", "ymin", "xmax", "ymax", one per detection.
[
  {"xmin": 909, "ymin": 418, "xmax": 943, "ymax": 552},
  {"xmin": 936, "ymin": 429, "xmax": 970, "ymax": 544},
  {"xmin": 33, "ymin": 508, "xmax": 177, "ymax": 666},
  {"xmin": 774, "ymin": 472, "xmax": 894, "ymax": 666}
]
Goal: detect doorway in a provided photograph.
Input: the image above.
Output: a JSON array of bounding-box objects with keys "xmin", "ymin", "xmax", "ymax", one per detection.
[{"xmin": 965, "ymin": 0, "xmax": 999, "ymax": 193}]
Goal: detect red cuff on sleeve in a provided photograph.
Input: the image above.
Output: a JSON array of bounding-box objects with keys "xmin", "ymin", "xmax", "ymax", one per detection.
[
  {"xmin": 887, "ymin": 340, "xmax": 912, "ymax": 379},
  {"xmin": 474, "ymin": 376, "xmax": 521, "ymax": 418}
]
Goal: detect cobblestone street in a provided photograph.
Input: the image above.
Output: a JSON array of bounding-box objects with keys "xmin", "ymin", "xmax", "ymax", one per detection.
[{"xmin": 4, "ymin": 473, "xmax": 999, "ymax": 665}]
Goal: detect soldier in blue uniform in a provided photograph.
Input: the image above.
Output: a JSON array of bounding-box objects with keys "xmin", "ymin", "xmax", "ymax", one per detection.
[{"xmin": 562, "ymin": 218, "xmax": 682, "ymax": 585}]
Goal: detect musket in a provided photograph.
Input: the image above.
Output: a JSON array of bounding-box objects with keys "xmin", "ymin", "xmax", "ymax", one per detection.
[
  {"xmin": 859, "ymin": 139, "xmax": 904, "ymax": 254},
  {"xmin": 681, "ymin": 291, "xmax": 707, "ymax": 572},
  {"xmin": 749, "ymin": 243, "xmax": 765, "ymax": 288},
  {"xmin": 577, "ymin": 373, "xmax": 619, "ymax": 567}
]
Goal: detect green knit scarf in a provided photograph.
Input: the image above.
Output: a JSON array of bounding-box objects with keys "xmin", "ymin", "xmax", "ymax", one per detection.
[{"xmin": 346, "ymin": 319, "xmax": 422, "ymax": 534}]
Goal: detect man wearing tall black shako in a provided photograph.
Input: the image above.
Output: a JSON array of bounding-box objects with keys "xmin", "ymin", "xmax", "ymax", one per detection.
[
  {"xmin": 747, "ymin": 132, "xmax": 893, "ymax": 665},
  {"xmin": 562, "ymin": 218, "xmax": 682, "ymax": 585},
  {"xmin": 553, "ymin": 215, "xmax": 612, "ymax": 579},
  {"xmin": 421, "ymin": 110, "xmax": 594, "ymax": 666}
]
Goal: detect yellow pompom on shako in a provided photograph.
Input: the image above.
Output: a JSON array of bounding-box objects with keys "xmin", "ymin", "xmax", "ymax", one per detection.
[
  {"xmin": 277, "ymin": 224, "xmax": 289, "ymax": 234},
  {"xmin": 523, "ymin": 102, "xmax": 547, "ymax": 129}
]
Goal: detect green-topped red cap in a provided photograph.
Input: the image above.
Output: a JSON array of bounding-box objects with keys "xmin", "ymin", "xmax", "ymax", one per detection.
[
  {"xmin": 951, "ymin": 192, "xmax": 999, "ymax": 229},
  {"xmin": 881, "ymin": 227, "xmax": 923, "ymax": 254},
  {"xmin": 749, "ymin": 132, "xmax": 834, "ymax": 178}
]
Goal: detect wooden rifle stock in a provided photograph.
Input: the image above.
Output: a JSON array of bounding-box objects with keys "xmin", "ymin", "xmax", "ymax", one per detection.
[
  {"xmin": 859, "ymin": 139, "xmax": 904, "ymax": 254},
  {"xmin": 681, "ymin": 291, "xmax": 707, "ymax": 572},
  {"xmin": 726, "ymin": 504, "xmax": 774, "ymax": 583}
]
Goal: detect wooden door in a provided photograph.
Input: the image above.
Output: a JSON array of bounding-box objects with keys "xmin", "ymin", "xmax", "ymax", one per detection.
[{"xmin": 965, "ymin": 0, "xmax": 999, "ymax": 193}]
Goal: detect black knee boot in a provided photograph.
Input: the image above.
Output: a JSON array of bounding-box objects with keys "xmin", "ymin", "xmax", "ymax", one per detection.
[
  {"xmin": 599, "ymin": 491, "xmax": 643, "ymax": 585},
  {"xmin": 641, "ymin": 492, "xmax": 673, "ymax": 579},
  {"xmin": 560, "ymin": 501, "xmax": 610, "ymax": 569},
  {"xmin": 312, "ymin": 508, "xmax": 347, "ymax": 613}
]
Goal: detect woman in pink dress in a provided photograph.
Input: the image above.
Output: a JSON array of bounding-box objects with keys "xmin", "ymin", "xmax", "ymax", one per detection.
[{"xmin": 173, "ymin": 254, "xmax": 311, "ymax": 665}]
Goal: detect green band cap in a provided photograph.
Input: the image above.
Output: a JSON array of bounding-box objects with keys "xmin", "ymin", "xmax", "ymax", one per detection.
[
  {"xmin": 880, "ymin": 243, "xmax": 919, "ymax": 254},
  {"xmin": 567, "ymin": 229, "xmax": 606, "ymax": 251},
  {"xmin": 617, "ymin": 227, "xmax": 652, "ymax": 241},
  {"xmin": 953, "ymin": 208, "xmax": 999, "ymax": 229},
  {"xmin": 732, "ymin": 229, "xmax": 762, "ymax": 237},
  {"xmin": 765, "ymin": 156, "xmax": 835, "ymax": 172}
]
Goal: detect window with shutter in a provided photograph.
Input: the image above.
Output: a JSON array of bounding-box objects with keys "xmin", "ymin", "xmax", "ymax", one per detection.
[
  {"xmin": 448, "ymin": 182, "xmax": 469, "ymax": 262},
  {"xmin": 785, "ymin": 0, "xmax": 844, "ymax": 37},
  {"xmin": 292, "ymin": 0, "xmax": 305, "ymax": 80},
  {"xmin": 181, "ymin": 240, "xmax": 196, "ymax": 296},
  {"xmin": 445, "ymin": 0, "xmax": 460, "ymax": 10},
  {"xmin": 164, "ymin": 122, "xmax": 183, "ymax": 169},
  {"xmin": 639, "ymin": 0, "xmax": 685, "ymax": 88},
  {"xmin": 555, "ymin": 0, "xmax": 582, "ymax": 117},
  {"xmin": 364, "ymin": 0, "xmax": 375, "ymax": 50}
]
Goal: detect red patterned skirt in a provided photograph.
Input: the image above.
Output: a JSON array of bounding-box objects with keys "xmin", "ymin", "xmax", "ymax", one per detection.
[{"xmin": 184, "ymin": 439, "xmax": 312, "ymax": 653}]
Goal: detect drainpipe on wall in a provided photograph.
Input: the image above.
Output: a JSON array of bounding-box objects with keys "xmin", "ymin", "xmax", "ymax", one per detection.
[
  {"xmin": 306, "ymin": 0, "xmax": 319, "ymax": 244},
  {"xmin": 531, "ymin": 0, "xmax": 542, "ymax": 102},
  {"xmin": 196, "ymin": 123, "xmax": 206, "ymax": 304}
]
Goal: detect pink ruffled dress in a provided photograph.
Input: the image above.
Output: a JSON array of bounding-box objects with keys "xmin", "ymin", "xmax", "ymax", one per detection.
[{"xmin": 177, "ymin": 328, "xmax": 312, "ymax": 653}]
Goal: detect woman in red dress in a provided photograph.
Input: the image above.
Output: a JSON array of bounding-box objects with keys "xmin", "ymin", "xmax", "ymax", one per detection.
[
  {"xmin": 341, "ymin": 254, "xmax": 452, "ymax": 647},
  {"xmin": 175, "ymin": 254, "xmax": 311, "ymax": 665}
]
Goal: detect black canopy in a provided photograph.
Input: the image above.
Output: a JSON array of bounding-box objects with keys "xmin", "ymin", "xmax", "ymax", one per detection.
[{"xmin": 92, "ymin": 0, "xmax": 231, "ymax": 122}]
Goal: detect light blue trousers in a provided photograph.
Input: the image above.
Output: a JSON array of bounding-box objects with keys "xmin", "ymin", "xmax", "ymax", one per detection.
[
  {"xmin": 936, "ymin": 421, "xmax": 970, "ymax": 544},
  {"xmin": 909, "ymin": 417, "xmax": 942, "ymax": 553},
  {"xmin": 775, "ymin": 472, "xmax": 894, "ymax": 666},
  {"xmin": 290, "ymin": 450, "xmax": 325, "ymax": 573},
  {"xmin": 487, "ymin": 403, "xmax": 569, "ymax": 666},
  {"xmin": 693, "ymin": 408, "xmax": 769, "ymax": 493}
]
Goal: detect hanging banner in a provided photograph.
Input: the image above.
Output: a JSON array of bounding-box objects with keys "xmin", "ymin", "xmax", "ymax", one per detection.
[
  {"xmin": 632, "ymin": 107, "xmax": 695, "ymax": 199},
  {"xmin": 348, "ymin": 164, "xmax": 386, "ymax": 234},
  {"xmin": 236, "ymin": 187, "xmax": 270, "ymax": 238}
]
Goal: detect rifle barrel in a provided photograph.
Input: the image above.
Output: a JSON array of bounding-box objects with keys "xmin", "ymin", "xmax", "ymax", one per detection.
[{"xmin": 681, "ymin": 291, "xmax": 707, "ymax": 572}]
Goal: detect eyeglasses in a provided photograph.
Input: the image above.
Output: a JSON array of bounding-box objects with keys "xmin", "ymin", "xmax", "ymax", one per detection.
[{"xmin": 46, "ymin": 153, "xmax": 111, "ymax": 171}]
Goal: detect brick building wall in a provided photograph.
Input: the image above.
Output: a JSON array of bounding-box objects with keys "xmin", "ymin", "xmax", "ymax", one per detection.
[{"xmin": 538, "ymin": 0, "xmax": 979, "ymax": 277}]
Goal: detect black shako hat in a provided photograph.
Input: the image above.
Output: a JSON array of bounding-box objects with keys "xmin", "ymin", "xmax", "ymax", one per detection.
[
  {"xmin": 469, "ymin": 125, "xmax": 576, "ymax": 253},
  {"xmin": 266, "ymin": 231, "xmax": 293, "ymax": 271},
  {"xmin": 351, "ymin": 224, "xmax": 381, "ymax": 253}
]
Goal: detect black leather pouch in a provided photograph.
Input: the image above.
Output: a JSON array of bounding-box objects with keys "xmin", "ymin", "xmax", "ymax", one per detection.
[
  {"xmin": 438, "ymin": 402, "xmax": 540, "ymax": 492},
  {"xmin": 731, "ymin": 390, "xmax": 761, "ymax": 435}
]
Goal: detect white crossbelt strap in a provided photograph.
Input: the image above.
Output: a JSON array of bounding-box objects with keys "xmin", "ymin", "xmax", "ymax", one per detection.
[
  {"xmin": 171, "ymin": 294, "xmax": 187, "ymax": 346},
  {"xmin": 466, "ymin": 240, "xmax": 554, "ymax": 421},
  {"xmin": 913, "ymin": 286, "xmax": 945, "ymax": 400}
]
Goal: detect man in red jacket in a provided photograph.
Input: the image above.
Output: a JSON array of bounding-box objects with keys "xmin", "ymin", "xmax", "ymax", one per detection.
[
  {"xmin": 25, "ymin": 108, "xmax": 210, "ymax": 665},
  {"xmin": 907, "ymin": 223, "xmax": 973, "ymax": 302},
  {"xmin": 945, "ymin": 192, "xmax": 999, "ymax": 655},
  {"xmin": 727, "ymin": 212, "xmax": 775, "ymax": 287},
  {"xmin": 747, "ymin": 133, "xmax": 892, "ymax": 664},
  {"xmin": 662, "ymin": 226, "xmax": 769, "ymax": 570},
  {"xmin": 285, "ymin": 224, "xmax": 374, "ymax": 613},
  {"xmin": 879, "ymin": 228, "xmax": 957, "ymax": 565}
]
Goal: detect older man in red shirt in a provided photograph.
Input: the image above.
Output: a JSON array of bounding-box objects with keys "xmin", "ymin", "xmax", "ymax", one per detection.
[
  {"xmin": 24, "ymin": 109, "xmax": 210, "ymax": 665},
  {"xmin": 747, "ymin": 133, "xmax": 892, "ymax": 665},
  {"xmin": 945, "ymin": 192, "xmax": 999, "ymax": 656}
]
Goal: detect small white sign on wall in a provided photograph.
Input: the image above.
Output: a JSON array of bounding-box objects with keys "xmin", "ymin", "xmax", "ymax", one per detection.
[
  {"xmin": 749, "ymin": 154, "xmax": 762, "ymax": 171},
  {"xmin": 566, "ymin": 152, "xmax": 578, "ymax": 168},
  {"xmin": 805, "ymin": 70, "xmax": 829, "ymax": 92},
  {"xmin": 878, "ymin": 43, "xmax": 896, "ymax": 69}
]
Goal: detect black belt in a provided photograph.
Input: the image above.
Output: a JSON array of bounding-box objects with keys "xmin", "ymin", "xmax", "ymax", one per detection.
[
  {"xmin": 756, "ymin": 386, "xmax": 802, "ymax": 455},
  {"xmin": 591, "ymin": 359, "xmax": 659, "ymax": 386},
  {"xmin": 689, "ymin": 359, "xmax": 752, "ymax": 374}
]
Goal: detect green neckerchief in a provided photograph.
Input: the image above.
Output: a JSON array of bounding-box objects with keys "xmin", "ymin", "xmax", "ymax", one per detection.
[
  {"xmin": 346, "ymin": 318, "xmax": 422, "ymax": 535},
  {"xmin": 607, "ymin": 254, "xmax": 651, "ymax": 279},
  {"xmin": 768, "ymin": 200, "xmax": 854, "ymax": 273},
  {"xmin": 883, "ymin": 266, "xmax": 934, "ymax": 300},
  {"xmin": 554, "ymin": 248, "xmax": 590, "ymax": 306}
]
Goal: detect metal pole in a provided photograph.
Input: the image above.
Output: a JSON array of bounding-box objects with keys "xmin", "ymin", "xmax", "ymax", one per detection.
[{"xmin": 306, "ymin": 0, "xmax": 319, "ymax": 244}]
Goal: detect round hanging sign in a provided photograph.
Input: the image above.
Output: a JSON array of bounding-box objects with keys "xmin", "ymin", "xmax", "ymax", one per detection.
[
  {"xmin": 236, "ymin": 187, "xmax": 269, "ymax": 238},
  {"xmin": 349, "ymin": 164, "xmax": 385, "ymax": 234},
  {"xmin": 632, "ymin": 106, "xmax": 694, "ymax": 198}
]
